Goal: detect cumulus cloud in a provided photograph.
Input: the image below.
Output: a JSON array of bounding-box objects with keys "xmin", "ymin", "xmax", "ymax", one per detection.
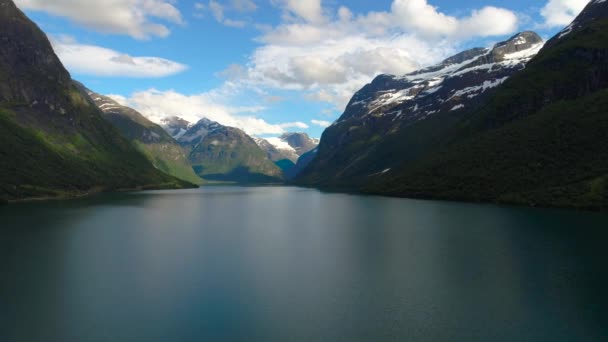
[
  {"xmin": 311, "ymin": 120, "xmax": 332, "ymax": 128},
  {"xmin": 244, "ymin": 33, "xmax": 453, "ymax": 109},
  {"xmin": 390, "ymin": 0, "xmax": 518, "ymax": 38},
  {"xmin": 51, "ymin": 37, "xmax": 187, "ymax": 78},
  {"xmin": 112, "ymin": 88, "xmax": 302, "ymax": 135},
  {"xmin": 15, "ymin": 0, "xmax": 183, "ymax": 39},
  {"xmin": 231, "ymin": 0, "xmax": 519, "ymax": 109},
  {"xmin": 540, "ymin": 0, "xmax": 589, "ymax": 27}
]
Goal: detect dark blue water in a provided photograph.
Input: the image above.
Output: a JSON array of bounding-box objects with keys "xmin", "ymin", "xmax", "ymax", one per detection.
[{"xmin": 1, "ymin": 186, "xmax": 607, "ymax": 341}]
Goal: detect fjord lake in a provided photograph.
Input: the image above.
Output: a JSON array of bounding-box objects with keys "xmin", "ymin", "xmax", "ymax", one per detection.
[{"xmin": 1, "ymin": 186, "xmax": 607, "ymax": 342}]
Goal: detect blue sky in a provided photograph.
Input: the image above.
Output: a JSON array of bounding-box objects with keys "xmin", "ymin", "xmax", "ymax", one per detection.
[{"xmin": 17, "ymin": 0, "xmax": 589, "ymax": 138}]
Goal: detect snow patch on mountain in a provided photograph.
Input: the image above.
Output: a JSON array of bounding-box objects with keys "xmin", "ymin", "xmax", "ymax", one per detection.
[
  {"xmin": 504, "ymin": 43, "xmax": 545, "ymax": 60},
  {"xmin": 265, "ymin": 137, "xmax": 296, "ymax": 152},
  {"xmin": 339, "ymin": 32, "xmax": 545, "ymax": 124}
]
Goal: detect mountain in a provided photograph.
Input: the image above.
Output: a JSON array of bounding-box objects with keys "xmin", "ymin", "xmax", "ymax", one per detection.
[
  {"xmin": 254, "ymin": 132, "xmax": 319, "ymax": 175},
  {"xmin": 253, "ymin": 137, "xmax": 299, "ymax": 165},
  {"xmin": 300, "ymin": 0, "xmax": 608, "ymax": 210},
  {"xmin": 85, "ymin": 90, "xmax": 203, "ymax": 185},
  {"xmin": 297, "ymin": 31, "xmax": 544, "ymax": 187},
  {"xmin": 280, "ymin": 133, "xmax": 320, "ymax": 156},
  {"xmin": 161, "ymin": 116, "xmax": 192, "ymax": 140},
  {"xmin": 364, "ymin": 0, "xmax": 608, "ymax": 210},
  {"xmin": 255, "ymin": 133, "xmax": 319, "ymax": 163},
  {"xmin": 285, "ymin": 147, "xmax": 318, "ymax": 180},
  {"xmin": 0, "ymin": 0, "xmax": 193, "ymax": 201},
  {"xmin": 178, "ymin": 118, "xmax": 283, "ymax": 183}
]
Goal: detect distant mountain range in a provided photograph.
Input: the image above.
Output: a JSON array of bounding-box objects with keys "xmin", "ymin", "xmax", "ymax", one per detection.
[
  {"xmin": 160, "ymin": 116, "xmax": 319, "ymax": 182},
  {"xmin": 253, "ymin": 133, "xmax": 319, "ymax": 173},
  {"xmin": 296, "ymin": 0, "xmax": 608, "ymax": 210},
  {"xmin": 0, "ymin": 0, "xmax": 194, "ymax": 201},
  {"xmin": 167, "ymin": 117, "xmax": 284, "ymax": 183}
]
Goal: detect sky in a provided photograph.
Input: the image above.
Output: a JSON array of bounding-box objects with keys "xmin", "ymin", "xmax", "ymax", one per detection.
[{"xmin": 16, "ymin": 0, "xmax": 591, "ymax": 138}]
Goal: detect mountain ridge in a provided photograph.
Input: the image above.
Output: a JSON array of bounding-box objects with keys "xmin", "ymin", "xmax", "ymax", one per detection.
[
  {"xmin": 0, "ymin": 0, "xmax": 194, "ymax": 201},
  {"xmin": 297, "ymin": 31, "xmax": 545, "ymax": 186},
  {"xmin": 298, "ymin": 0, "xmax": 608, "ymax": 210},
  {"xmin": 177, "ymin": 118, "xmax": 283, "ymax": 183},
  {"xmin": 84, "ymin": 89, "xmax": 203, "ymax": 185}
]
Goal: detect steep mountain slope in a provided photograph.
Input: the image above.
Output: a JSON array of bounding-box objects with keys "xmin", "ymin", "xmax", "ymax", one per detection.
[
  {"xmin": 179, "ymin": 118, "xmax": 283, "ymax": 183},
  {"xmin": 286, "ymin": 147, "xmax": 318, "ymax": 180},
  {"xmin": 280, "ymin": 133, "xmax": 319, "ymax": 156},
  {"xmin": 365, "ymin": 0, "xmax": 608, "ymax": 210},
  {"xmin": 85, "ymin": 90, "xmax": 203, "ymax": 184},
  {"xmin": 0, "ymin": 0, "xmax": 193, "ymax": 201},
  {"xmin": 298, "ymin": 31, "xmax": 544, "ymax": 186}
]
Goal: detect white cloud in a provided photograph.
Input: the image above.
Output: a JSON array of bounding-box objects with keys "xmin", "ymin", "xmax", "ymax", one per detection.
[
  {"xmin": 279, "ymin": 122, "xmax": 309, "ymax": 129},
  {"xmin": 15, "ymin": 0, "xmax": 183, "ymax": 39},
  {"xmin": 390, "ymin": 0, "xmax": 517, "ymax": 38},
  {"xmin": 311, "ymin": 120, "xmax": 332, "ymax": 128},
  {"xmin": 51, "ymin": 38, "xmax": 187, "ymax": 78},
  {"xmin": 112, "ymin": 87, "xmax": 302, "ymax": 135},
  {"xmin": 232, "ymin": 0, "xmax": 519, "ymax": 110},
  {"xmin": 540, "ymin": 0, "xmax": 589, "ymax": 27},
  {"xmin": 245, "ymin": 33, "xmax": 454, "ymax": 109}
]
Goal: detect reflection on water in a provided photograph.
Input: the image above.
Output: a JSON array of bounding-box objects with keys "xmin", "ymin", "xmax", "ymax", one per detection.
[{"xmin": 1, "ymin": 186, "xmax": 607, "ymax": 341}]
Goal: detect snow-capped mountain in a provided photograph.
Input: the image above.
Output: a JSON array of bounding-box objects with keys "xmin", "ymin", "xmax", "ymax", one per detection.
[
  {"xmin": 340, "ymin": 31, "xmax": 544, "ymax": 125},
  {"xmin": 161, "ymin": 116, "xmax": 194, "ymax": 140},
  {"xmin": 253, "ymin": 137, "xmax": 299, "ymax": 163},
  {"xmin": 254, "ymin": 133, "xmax": 319, "ymax": 163},
  {"xmin": 176, "ymin": 118, "xmax": 226, "ymax": 147},
  {"xmin": 176, "ymin": 118, "xmax": 283, "ymax": 183},
  {"xmin": 297, "ymin": 31, "xmax": 547, "ymax": 186},
  {"xmin": 298, "ymin": 0, "xmax": 608, "ymax": 210}
]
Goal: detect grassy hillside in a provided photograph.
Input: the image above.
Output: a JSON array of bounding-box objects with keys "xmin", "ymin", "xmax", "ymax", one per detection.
[
  {"xmin": 87, "ymin": 90, "xmax": 203, "ymax": 185},
  {"xmin": 0, "ymin": 105, "xmax": 193, "ymax": 201},
  {"xmin": 188, "ymin": 128, "xmax": 283, "ymax": 183},
  {"xmin": 0, "ymin": 0, "xmax": 195, "ymax": 201}
]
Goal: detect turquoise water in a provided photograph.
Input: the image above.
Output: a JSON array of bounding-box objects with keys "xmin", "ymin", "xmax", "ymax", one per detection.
[{"xmin": 1, "ymin": 186, "xmax": 607, "ymax": 341}]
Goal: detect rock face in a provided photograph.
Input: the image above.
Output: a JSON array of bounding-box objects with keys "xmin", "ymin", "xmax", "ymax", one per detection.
[
  {"xmin": 253, "ymin": 137, "xmax": 296, "ymax": 164},
  {"xmin": 0, "ymin": 0, "xmax": 71, "ymax": 104},
  {"xmin": 254, "ymin": 132, "xmax": 319, "ymax": 177},
  {"xmin": 298, "ymin": 31, "xmax": 544, "ymax": 186},
  {"xmin": 178, "ymin": 118, "xmax": 283, "ymax": 183},
  {"xmin": 0, "ymin": 0, "xmax": 192, "ymax": 201},
  {"xmin": 255, "ymin": 133, "xmax": 319, "ymax": 164},
  {"xmin": 85, "ymin": 89, "xmax": 202, "ymax": 184},
  {"xmin": 341, "ymin": 31, "xmax": 544, "ymax": 124},
  {"xmin": 280, "ymin": 133, "xmax": 319, "ymax": 157},
  {"xmin": 161, "ymin": 116, "xmax": 192, "ymax": 140},
  {"xmin": 300, "ymin": 1, "xmax": 608, "ymax": 210}
]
